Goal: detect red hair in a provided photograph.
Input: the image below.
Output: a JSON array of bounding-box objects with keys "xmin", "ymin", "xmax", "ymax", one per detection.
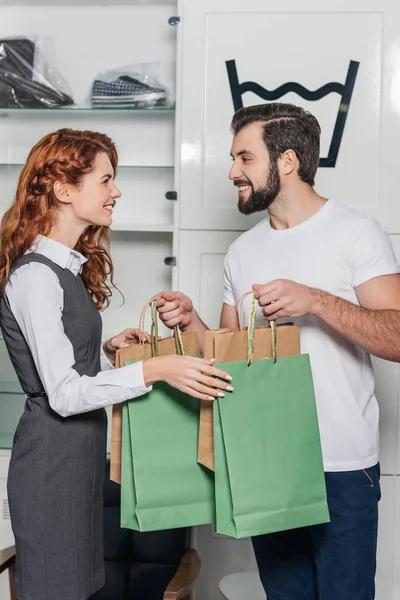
[{"xmin": 0, "ymin": 128, "xmax": 118, "ymax": 309}]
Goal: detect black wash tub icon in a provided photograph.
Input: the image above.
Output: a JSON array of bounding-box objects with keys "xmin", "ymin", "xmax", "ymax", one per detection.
[{"xmin": 226, "ymin": 59, "xmax": 360, "ymax": 168}]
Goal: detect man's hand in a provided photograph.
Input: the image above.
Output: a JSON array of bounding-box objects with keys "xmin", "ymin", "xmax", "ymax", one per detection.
[
  {"xmin": 155, "ymin": 291, "xmax": 194, "ymax": 329},
  {"xmin": 253, "ymin": 279, "xmax": 319, "ymax": 320}
]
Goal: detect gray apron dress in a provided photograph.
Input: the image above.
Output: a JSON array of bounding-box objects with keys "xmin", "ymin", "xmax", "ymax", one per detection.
[{"xmin": 0, "ymin": 253, "xmax": 107, "ymax": 600}]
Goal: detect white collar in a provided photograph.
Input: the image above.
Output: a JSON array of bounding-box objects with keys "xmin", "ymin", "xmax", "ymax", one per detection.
[{"xmin": 28, "ymin": 235, "xmax": 87, "ymax": 276}]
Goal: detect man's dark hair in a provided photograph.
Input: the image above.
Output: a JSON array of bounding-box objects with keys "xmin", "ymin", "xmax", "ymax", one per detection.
[{"xmin": 231, "ymin": 103, "xmax": 321, "ymax": 186}]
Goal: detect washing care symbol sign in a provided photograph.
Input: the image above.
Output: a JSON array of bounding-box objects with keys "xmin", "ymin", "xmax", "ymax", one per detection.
[{"xmin": 226, "ymin": 59, "xmax": 360, "ymax": 168}]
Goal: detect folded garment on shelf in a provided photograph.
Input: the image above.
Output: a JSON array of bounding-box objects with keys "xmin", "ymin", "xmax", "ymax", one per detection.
[
  {"xmin": 0, "ymin": 37, "xmax": 74, "ymax": 108},
  {"xmin": 91, "ymin": 74, "xmax": 168, "ymax": 108},
  {"xmin": 91, "ymin": 62, "xmax": 175, "ymax": 109}
]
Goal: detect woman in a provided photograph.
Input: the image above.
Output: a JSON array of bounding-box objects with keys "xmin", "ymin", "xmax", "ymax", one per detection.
[{"xmin": 0, "ymin": 128, "xmax": 232, "ymax": 600}]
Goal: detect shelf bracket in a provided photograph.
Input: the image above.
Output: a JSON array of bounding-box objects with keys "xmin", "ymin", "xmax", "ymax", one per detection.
[
  {"xmin": 168, "ymin": 16, "xmax": 181, "ymax": 26},
  {"xmin": 165, "ymin": 191, "xmax": 178, "ymax": 201},
  {"xmin": 164, "ymin": 257, "xmax": 177, "ymax": 267}
]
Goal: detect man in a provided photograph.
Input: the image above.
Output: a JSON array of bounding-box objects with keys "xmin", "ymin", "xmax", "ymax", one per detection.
[{"xmin": 156, "ymin": 102, "xmax": 400, "ymax": 599}]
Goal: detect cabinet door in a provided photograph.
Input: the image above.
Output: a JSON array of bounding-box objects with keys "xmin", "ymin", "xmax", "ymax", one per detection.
[
  {"xmin": 375, "ymin": 477, "xmax": 395, "ymax": 600},
  {"xmin": 177, "ymin": 230, "xmax": 242, "ymax": 328},
  {"xmin": 372, "ymin": 354, "xmax": 398, "ymax": 476},
  {"xmin": 389, "ymin": 236, "xmax": 400, "ymax": 476},
  {"xmin": 177, "ymin": 0, "xmax": 400, "ymax": 232},
  {"xmin": 0, "ymin": 453, "xmax": 13, "ymax": 600}
]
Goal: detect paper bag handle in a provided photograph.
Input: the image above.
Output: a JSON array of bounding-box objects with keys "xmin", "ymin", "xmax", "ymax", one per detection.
[
  {"xmin": 237, "ymin": 291, "xmax": 277, "ymax": 366},
  {"xmin": 139, "ymin": 298, "xmax": 184, "ymax": 357}
]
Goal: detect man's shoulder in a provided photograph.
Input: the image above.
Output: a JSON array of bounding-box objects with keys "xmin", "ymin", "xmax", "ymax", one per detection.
[
  {"xmin": 331, "ymin": 204, "xmax": 393, "ymax": 255},
  {"xmin": 227, "ymin": 218, "xmax": 269, "ymax": 257},
  {"xmin": 329, "ymin": 200, "xmax": 376, "ymax": 230}
]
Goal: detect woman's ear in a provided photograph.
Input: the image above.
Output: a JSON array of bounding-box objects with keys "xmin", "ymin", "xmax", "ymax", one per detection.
[{"xmin": 53, "ymin": 181, "xmax": 72, "ymax": 204}]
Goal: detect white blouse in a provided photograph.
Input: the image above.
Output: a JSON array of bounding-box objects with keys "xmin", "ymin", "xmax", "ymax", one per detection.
[{"xmin": 5, "ymin": 235, "xmax": 151, "ymax": 417}]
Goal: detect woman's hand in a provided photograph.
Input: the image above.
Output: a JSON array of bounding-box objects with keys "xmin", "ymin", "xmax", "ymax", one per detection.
[
  {"xmin": 103, "ymin": 329, "xmax": 151, "ymax": 365},
  {"xmin": 143, "ymin": 355, "xmax": 233, "ymax": 401}
]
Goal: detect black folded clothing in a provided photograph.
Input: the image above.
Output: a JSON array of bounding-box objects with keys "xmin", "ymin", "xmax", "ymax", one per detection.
[{"xmin": 0, "ymin": 37, "xmax": 74, "ymax": 108}]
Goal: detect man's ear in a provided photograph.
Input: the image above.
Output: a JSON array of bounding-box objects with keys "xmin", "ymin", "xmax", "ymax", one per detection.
[{"xmin": 279, "ymin": 149, "xmax": 298, "ymax": 176}]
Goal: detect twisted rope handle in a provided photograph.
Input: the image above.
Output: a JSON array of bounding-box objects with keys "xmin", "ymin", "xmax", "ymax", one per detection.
[
  {"xmin": 150, "ymin": 301, "xmax": 159, "ymax": 358},
  {"xmin": 236, "ymin": 291, "xmax": 277, "ymax": 365},
  {"xmin": 174, "ymin": 324, "xmax": 184, "ymax": 356},
  {"xmin": 139, "ymin": 297, "xmax": 184, "ymax": 357},
  {"xmin": 270, "ymin": 319, "xmax": 277, "ymax": 365}
]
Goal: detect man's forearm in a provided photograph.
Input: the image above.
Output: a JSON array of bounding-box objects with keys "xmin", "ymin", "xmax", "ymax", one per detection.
[
  {"xmin": 312, "ymin": 290, "xmax": 400, "ymax": 362},
  {"xmin": 182, "ymin": 309, "xmax": 208, "ymax": 354}
]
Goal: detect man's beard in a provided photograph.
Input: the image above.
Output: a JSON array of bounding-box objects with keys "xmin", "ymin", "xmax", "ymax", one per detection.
[{"xmin": 237, "ymin": 161, "xmax": 280, "ymax": 215}]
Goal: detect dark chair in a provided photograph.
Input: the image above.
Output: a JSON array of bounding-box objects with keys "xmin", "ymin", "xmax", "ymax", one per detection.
[
  {"xmin": 0, "ymin": 545, "xmax": 16, "ymax": 600},
  {"xmin": 1, "ymin": 459, "xmax": 201, "ymax": 600},
  {"xmin": 90, "ymin": 459, "xmax": 201, "ymax": 600}
]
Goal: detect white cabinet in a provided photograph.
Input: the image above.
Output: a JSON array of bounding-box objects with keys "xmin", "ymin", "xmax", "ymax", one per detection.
[
  {"xmin": 174, "ymin": 6, "xmax": 400, "ymax": 591},
  {"xmin": 0, "ymin": 6, "xmax": 179, "ymax": 598},
  {"xmin": 0, "ymin": 1, "xmax": 179, "ymax": 364},
  {"xmin": 372, "ymin": 355, "xmax": 399, "ymax": 476},
  {"xmin": 371, "ymin": 224, "xmax": 400, "ymax": 477},
  {"xmin": 376, "ymin": 477, "xmax": 395, "ymax": 600},
  {"xmin": 177, "ymin": 230, "xmax": 242, "ymax": 328},
  {"xmin": 0, "ymin": 452, "xmax": 13, "ymax": 600},
  {"xmin": 103, "ymin": 231, "xmax": 173, "ymax": 340},
  {"xmin": 177, "ymin": 0, "xmax": 400, "ymax": 233}
]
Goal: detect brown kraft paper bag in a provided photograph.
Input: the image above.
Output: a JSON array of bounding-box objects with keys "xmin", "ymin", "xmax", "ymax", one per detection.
[
  {"xmin": 198, "ymin": 324, "xmax": 300, "ymax": 471},
  {"xmin": 110, "ymin": 330, "xmax": 200, "ymax": 483}
]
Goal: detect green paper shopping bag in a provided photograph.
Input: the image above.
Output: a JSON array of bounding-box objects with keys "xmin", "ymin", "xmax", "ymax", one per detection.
[
  {"xmin": 111, "ymin": 323, "xmax": 199, "ymax": 483},
  {"xmin": 214, "ymin": 293, "xmax": 330, "ymax": 539},
  {"xmin": 120, "ymin": 301, "xmax": 215, "ymax": 531}
]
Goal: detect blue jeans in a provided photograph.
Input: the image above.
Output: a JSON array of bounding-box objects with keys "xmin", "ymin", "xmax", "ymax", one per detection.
[{"xmin": 252, "ymin": 464, "xmax": 381, "ymax": 600}]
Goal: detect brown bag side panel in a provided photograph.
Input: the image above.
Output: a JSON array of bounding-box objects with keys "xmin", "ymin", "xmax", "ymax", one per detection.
[
  {"xmin": 197, "ymin": 330, "xmax": 228, "ymax": 471},
  {"xmin": 110, "ymin": 344, "xmax": 146, "ymax": 483}
]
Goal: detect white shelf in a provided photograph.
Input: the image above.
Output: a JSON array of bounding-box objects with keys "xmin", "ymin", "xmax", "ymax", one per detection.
[
  {"xmin": 0, "ymin": 163, "xmax": 174, "ymax": 170},
  {"xmin": 0, "ymin": 0, "xmax": 175, "ymax": 5},
  {"xmin": 0, "ymin": 0, "xmax": 176, "ymax": 7},
  {"xmin": 0, "ymin": 107, "xmax": 175, "ymax": 114},
  {"xmin": 111, "ymin": 223, "xmax": 174, "ymax": 232}
]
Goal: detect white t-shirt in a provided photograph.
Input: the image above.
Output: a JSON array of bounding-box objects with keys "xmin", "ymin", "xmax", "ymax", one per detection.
[{"xmin": 223, "ymin": 200, "xmax": 400, "ymax": 471}]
